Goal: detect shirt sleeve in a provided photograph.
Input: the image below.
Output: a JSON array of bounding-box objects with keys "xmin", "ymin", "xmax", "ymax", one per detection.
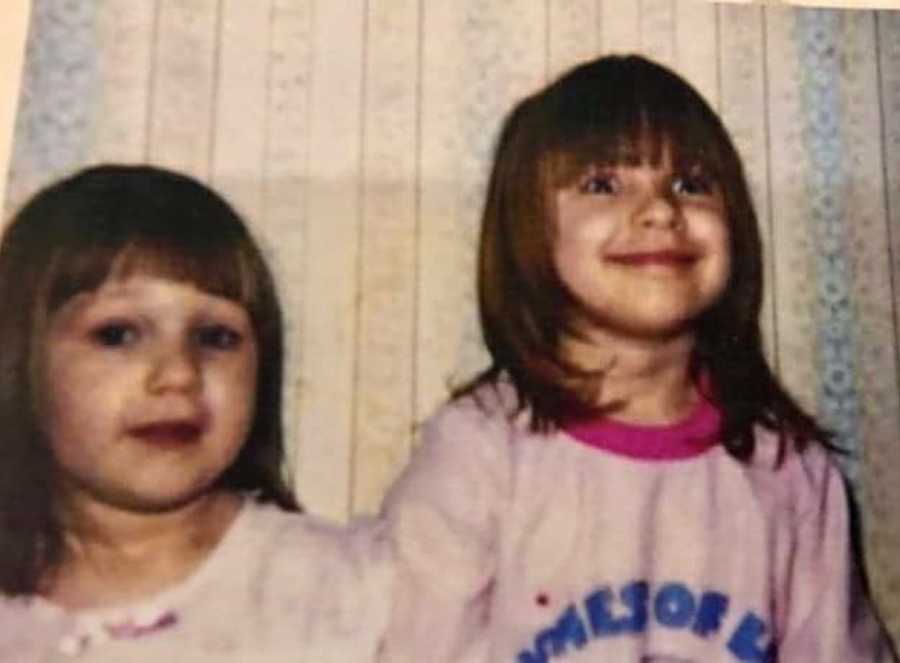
[
  {"xmin": 251, "ymin": 507, "xmax": 396, "ymax": 663},
  {"xmin": 777, "ymin": 449, "xmax": 898, "ymax": 662},
  {"xmin": 378, "ymin": 397, "xmax": 512, "ymax": 663}
]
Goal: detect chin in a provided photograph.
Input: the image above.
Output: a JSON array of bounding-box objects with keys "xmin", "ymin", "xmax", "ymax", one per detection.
[
  {"xmin": 99, "ymin": 480, "xmax": 221, "ymax": 515},
  {"xmin": 624, "ymin": 322, "xmax": 697, "ymax": 343},
  {"xmin": 578, "ymin": 308, "xmax": 698, "ymax": 343}
]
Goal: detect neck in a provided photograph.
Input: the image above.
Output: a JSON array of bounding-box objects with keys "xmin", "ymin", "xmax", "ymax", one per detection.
[
  {"xmin": 563, "ymin": 327, "xmax": 699, "ymax": 425},
  {"xmin": 46, "ymin": 490, "xmax": 242, "ymax": 610}
]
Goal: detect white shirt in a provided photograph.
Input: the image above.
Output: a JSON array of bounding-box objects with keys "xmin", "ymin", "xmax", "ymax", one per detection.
[{"xmin": 0, "ymin": 499, "xmax": 392, "ymax": 663}]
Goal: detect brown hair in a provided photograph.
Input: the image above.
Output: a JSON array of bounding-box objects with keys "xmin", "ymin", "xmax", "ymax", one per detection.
[
  {"xmin": 0, "ymin": 164, "xmax": 298, "ymax": 595},
  {"xmin": 462, "ymin": 54, "xmax": 827, "ymax": 457}
]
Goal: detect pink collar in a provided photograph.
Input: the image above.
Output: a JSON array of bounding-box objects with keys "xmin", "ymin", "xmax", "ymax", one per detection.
[{"xmin": 563, "ymin": 397, "xmax": 721, "ymax": 461}]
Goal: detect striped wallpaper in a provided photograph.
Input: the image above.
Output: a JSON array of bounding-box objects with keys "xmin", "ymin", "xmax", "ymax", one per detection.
[{"xmin": 4, "ymin": 0, "xmax": 900, "ymax": 642}]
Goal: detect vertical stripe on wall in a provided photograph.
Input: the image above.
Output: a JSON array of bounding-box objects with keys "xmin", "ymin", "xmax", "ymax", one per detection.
[
  {"xmin": 795, "ymin": 9, "xmax": 862, "ymax": 479},
  {"xmin": 210, "ymin": 0, "xmax": 271, "ymax": 222},
  {"xmin": 147, "ymin": 0, "xmax": 219, "ymax": 179},
  {"xmin": 92, "ymin": 1, "xmax": 156, "ymax": 164},
  {"xmin": 295, "ymin": 0, "xmax": 366, "ymax": 521},
  {"xmin": 641, "ymin": 0, "xmax": 677, "ymax": 68},
  {"xmin": 547, "ymin": 0, "xmax": 601, "ymax": 81},
  {"xmin": 453, "ymin": 1, "xmax": 547, "ymax": 385},
  {"xmin": 5, "ymin": 0, "xmax": 98, "ymax": 211},
  {"xmin": 414, "ymin": 1, "xmax": 465, "ymax": 429},
  {"xmin": 261, "ymin": 0, "xmax": 313, "ymax": 489},
  {"xmin": 882, "ymin": 12, "xmax": 900, "ymax": 382},
  {"xmin": 718, "ymin": 5, "xmax": 779, "ymax": 365},
  {"xmin": 765, "ymin": 6, "xmax": 819, "ymax": 414},
  {"xmin": 415, "ymin": 1, "xmax": 545, "ymax": 425},
  {"xmin": 600, "ymin": 0, "xmax": 640, "ymax": 54},
  {"xmin": 870, "ymin": 7, "xmax": 900, "ymax": 637},
  {"xmin": 353, "ymin": 0, "xmax": 420, "ymax": 514},
  {"xmin": 838, "ymin": 7, "xmax": 898, "ymax": 507},
  {"xmin": 674, "ymin": 0, "xmax": 719, "ymax": 110}
]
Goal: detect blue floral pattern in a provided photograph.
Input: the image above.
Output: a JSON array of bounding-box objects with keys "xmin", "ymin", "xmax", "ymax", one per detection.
[{"xmin": 795, "ymin": 9, "xmax": 861, "ymax": 484}]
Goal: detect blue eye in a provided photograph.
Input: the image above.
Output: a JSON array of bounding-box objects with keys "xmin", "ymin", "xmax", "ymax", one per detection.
[
  {"xmin": 194, "ymin": 324, "xmax": 243, "ymax": 350},
  {"xmin": 579, "ymin": 173, "xmax": 619, "ymax": 195},
  {"xmin": 92, "ymin": 323, "xmax": 139, "ymax": 347}
]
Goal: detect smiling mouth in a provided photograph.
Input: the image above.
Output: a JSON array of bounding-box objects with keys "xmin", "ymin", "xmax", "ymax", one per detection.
[
  {"xmin": 606, "ymin": 250, "xmax": 698, "ymax": 266},
  {"xmin": 128, "ymin": 421, "xmax": 205, "ymax": 446}
]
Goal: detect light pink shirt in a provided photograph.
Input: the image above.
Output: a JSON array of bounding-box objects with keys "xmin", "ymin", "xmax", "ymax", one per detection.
[
  {"xmin": 382, "ymin": 383, "xmax": 895, "ymax": 663},
  {"xmin": 0, "ymin": 499, "xmax": 393, "ymax": 663}
]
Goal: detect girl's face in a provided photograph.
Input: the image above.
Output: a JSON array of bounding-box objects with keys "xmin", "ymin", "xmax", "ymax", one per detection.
[
  {"xmin": 552, "ymin": 151, "xmax": 731, "ymax": 344},
  {"xmin": 38, "ymin": 273, "xmax": 258, "ymax": 514}
]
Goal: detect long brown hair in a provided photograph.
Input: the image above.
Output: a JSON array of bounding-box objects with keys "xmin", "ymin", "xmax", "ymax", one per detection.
[
  {"xmin": 461, "ymin": 54, "xmax": 827, "ymax": 458},
  {"xmin": 0, "ymin": 164, "xmax": 298, "ymax": 596}
]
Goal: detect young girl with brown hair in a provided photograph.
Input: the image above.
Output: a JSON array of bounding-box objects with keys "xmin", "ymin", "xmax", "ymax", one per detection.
[
  {"xmin": 383, "ymin": 54, "xmax": 895, "ymax": 663},
  {"xmin": 0, "ymin": 165, "xmax": 391, "ymax": 662}
]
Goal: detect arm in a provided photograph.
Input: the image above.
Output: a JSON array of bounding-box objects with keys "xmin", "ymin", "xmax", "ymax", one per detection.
[
  {"xmin": 777, "ymin": 450, "xmax": 897, "ymax": 662},
  {"xmin": 379, "ymin": 398, "xmax": 511, "ymax": 663}
]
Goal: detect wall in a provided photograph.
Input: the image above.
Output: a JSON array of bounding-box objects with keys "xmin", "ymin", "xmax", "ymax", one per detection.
[{"xmin": 3, "ymin": 0, "xmax": 900, "ymax": 642}]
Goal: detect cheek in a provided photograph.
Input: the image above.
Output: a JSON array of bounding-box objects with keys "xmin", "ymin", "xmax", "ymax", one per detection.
[
  {"xmin": 704, "ymin": 223, "xmax": 733, "ymax": 297},
  {"xmin": 692, "ymin": 208, "xmax": 730, "ymax": 257},
  {"xmin": 208, "ymin": 353, "xmax": 258, "ymax": 436},
  {"xmin": 712, "ymin": 222, "xmax": 732, "ymax": 269},
  {"xmin": 553, "ymin": 222, "xmax": 615, "ymax": 297},
  {"xmin": 40, "ymin": 371, "xmax": 114, "ymax": 470},
  {"xmin": 554, "ymin": 216, "xmax": 603, "ymax": 264},
  {"xmin": 40, "ymin": 358, "xmax": 109, "ymax": 436}
]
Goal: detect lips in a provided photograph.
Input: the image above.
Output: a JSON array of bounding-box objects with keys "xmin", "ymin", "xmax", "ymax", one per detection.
[
  {"xmin": 605, "ymin": 250, "xmax": 698, "ymax": 266},
  {"xmin": 128, "ymin": 420, "xmax": 206, "ymax": 446}
]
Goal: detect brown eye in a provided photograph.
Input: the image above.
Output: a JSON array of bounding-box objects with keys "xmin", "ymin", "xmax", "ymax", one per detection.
[
  {"xmin": 193, "ymin": 324, "xmax": 243, "ymax": 351},
  {"xmin": 672, "ymin": 173, "xmax": 715, "ymax": 196},
  {"xmin": 92, "ymin": 323, "xmax": 139, "ymax": 347},
  {"xmin": 579, "ymin": 173, "xmax": 619, "ymax": 195}
]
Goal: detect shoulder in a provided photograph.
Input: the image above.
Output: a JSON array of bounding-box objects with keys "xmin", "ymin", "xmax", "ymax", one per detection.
[
  {"xmin": 391, "ymin": 380, "xmax": 524, "ymax": 493},
  {"xmin": 423, "ymin": 377, "xmax": 548, "ymax": 457},
  {"xmin": 242, "ymin": 500, "xmax": 391, "ymax": 583},
  {"xmin": 427, "ymin": 379, "xmax": 521, "ymax": 438},
  {"xmin": 230, "ymin": 501, "xmax": 392, "ymax": 626},
  {"xmin": 382, "ymin": 383, "xmax": 519, "ymax": 568},
  {"xmin": 178, "ymin": 502, "xmax": 392, "ymax": 660},
  {"xmin": 750, "ymin": 428, "xmax": 847, "ymax": 519}
]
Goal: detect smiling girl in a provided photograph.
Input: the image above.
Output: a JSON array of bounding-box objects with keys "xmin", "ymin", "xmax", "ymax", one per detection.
[
  {"xmin": 381, "ymin": 55, "xmax": 895, "ymax": 663},
  {"xmin": 0, "ymin": 165, "xmax": 390, "ymax": 662}
]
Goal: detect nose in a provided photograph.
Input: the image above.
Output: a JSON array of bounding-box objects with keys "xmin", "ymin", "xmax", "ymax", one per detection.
[
  {"xmin": 635, "ymin": 190, "xmax": 681, "ymax": 230},
  {"xmin": 146, "ymin": 343, "xmax": 201, "ymax": 394}
]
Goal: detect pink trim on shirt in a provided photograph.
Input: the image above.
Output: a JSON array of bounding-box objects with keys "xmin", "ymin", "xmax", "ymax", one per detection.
[{"xmin": 563, "ymin": 397, "xmax": 721, "ymax": 461}]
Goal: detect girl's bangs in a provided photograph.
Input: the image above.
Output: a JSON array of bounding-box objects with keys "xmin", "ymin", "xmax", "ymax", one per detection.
[
  {"xmin": 44, "ymin": 237, "xmax": 260, "ymax": 316},
  {"xmin": 542, "ymin": 88, "xmax": 728, "ymax": 190}
]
